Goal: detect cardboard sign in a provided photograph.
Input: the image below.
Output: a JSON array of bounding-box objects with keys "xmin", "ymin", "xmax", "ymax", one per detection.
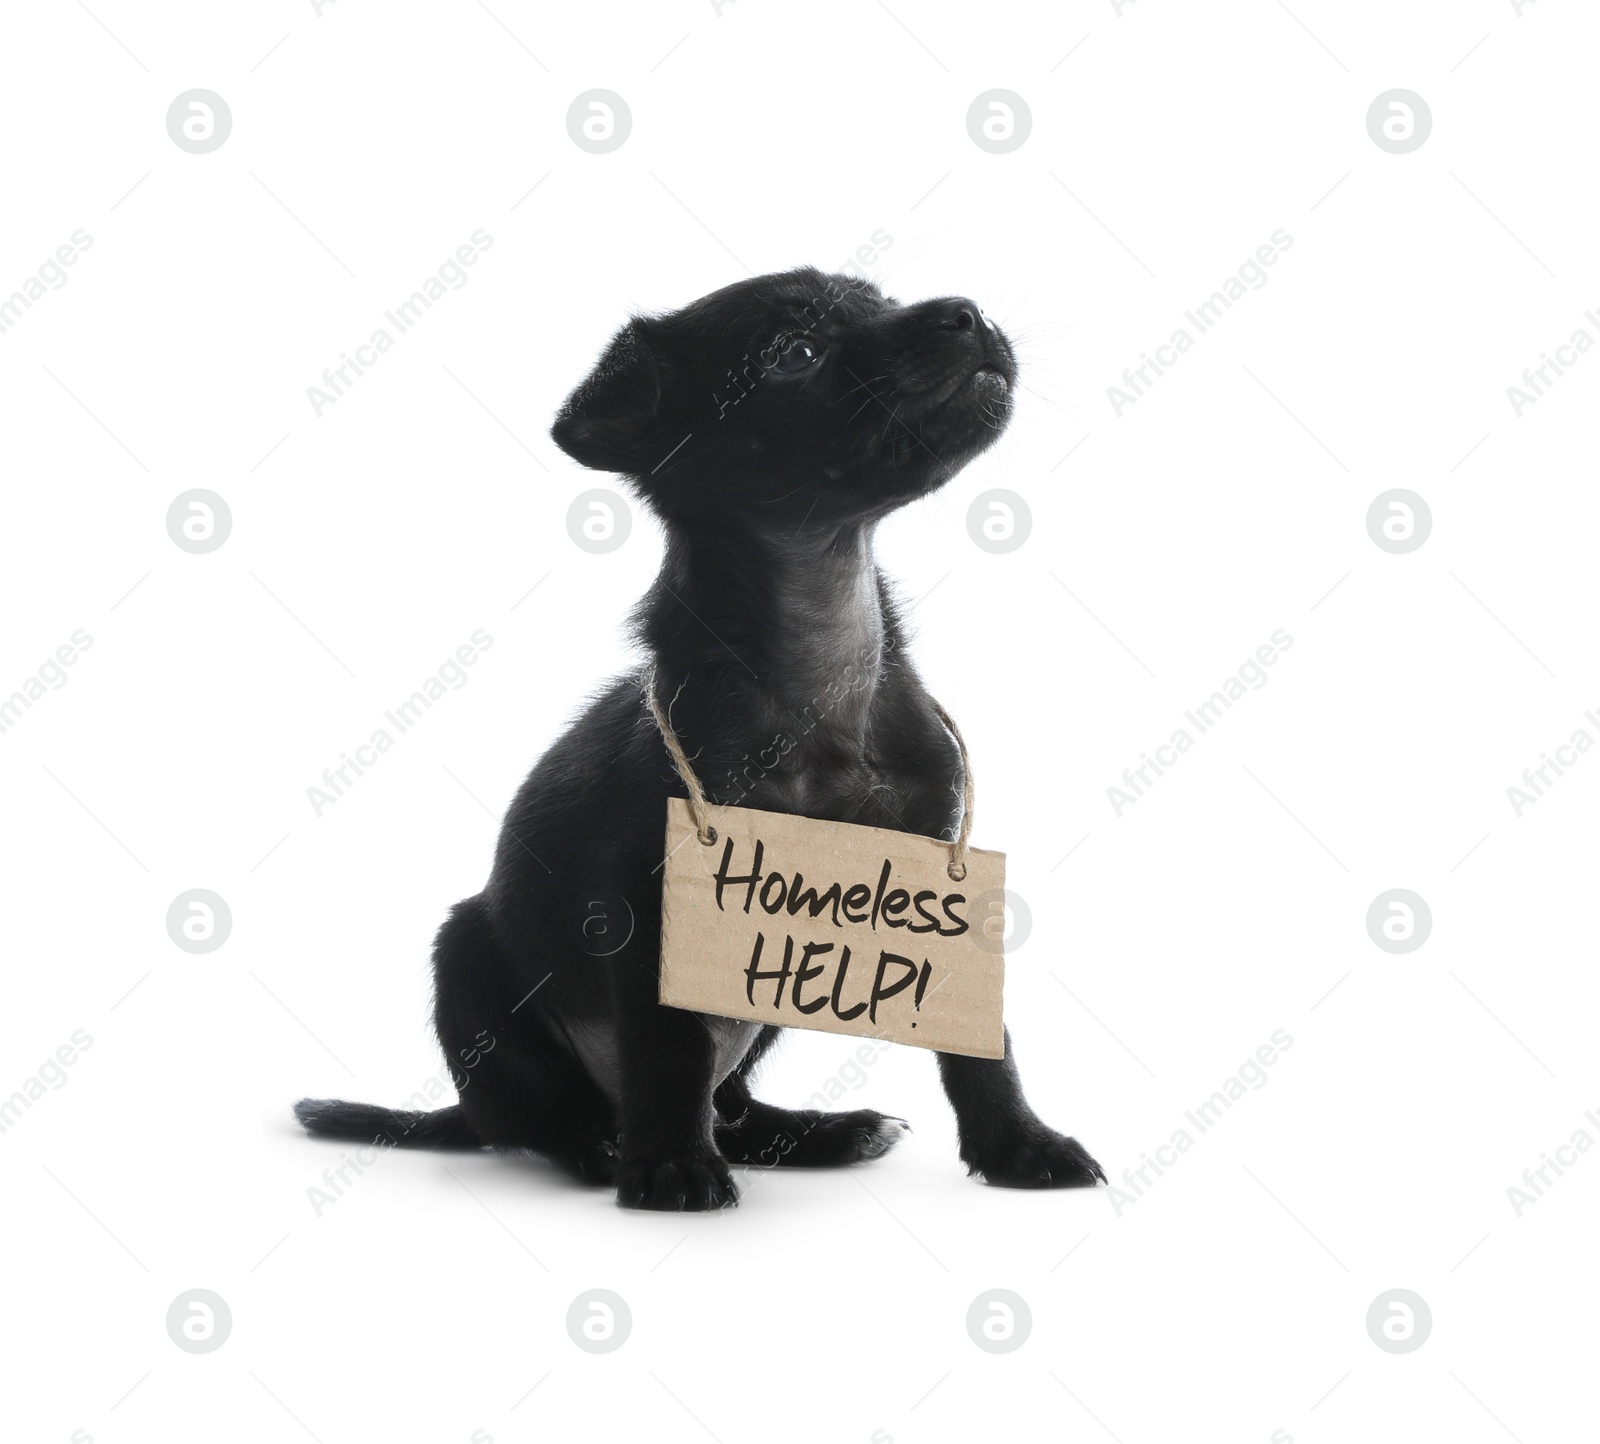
[{"xmin": 659, "ymin": 798, "xmax": 1006, "ymax": 1059}]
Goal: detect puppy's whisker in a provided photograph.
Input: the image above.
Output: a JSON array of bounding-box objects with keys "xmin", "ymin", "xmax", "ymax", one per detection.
[
  {"xmin": 1009, "ymin": 320, "xmax": 1078, "ymax": 342},
  {"xmin": 998, "ymin": 296, "xmax": 1037, "ymax": 328},
  {"xmin": 842, "ymin": 391, "xmax": 886, "ymax": 428},
  {"xmin": 1016, "ymin": 383, "xmax": 1076, "ymax": 412},
  {"xmin": 829, "ymin": 373, "xmax": 890, "ymax": 406}
]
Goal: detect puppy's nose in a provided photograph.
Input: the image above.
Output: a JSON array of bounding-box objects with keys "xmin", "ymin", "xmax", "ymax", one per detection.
[{"xmin": 935, "ymin": 298, "xmax": 983, "ymax": 332}]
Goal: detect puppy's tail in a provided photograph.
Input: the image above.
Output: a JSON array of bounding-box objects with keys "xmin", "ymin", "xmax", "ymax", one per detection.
[{"xmin": 293, "ymin": 1097, "xmax": 482, "ymax": 1150}]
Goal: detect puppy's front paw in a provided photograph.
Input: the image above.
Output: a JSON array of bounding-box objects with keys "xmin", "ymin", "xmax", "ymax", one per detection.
[
  {"xmin": 828, "ymin": 1110, "xmax": 910, "ymax": 1162},
  {"xmin": 616, "ymin": 1153, "xmax": 740, "ymax": 1211},
  {"xmin": 968, "ymin": 1127, "xmax": 1106, "ymax": 1189}
]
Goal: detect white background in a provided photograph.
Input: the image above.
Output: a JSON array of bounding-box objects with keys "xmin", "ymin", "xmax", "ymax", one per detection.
[{"xmin": 3, "ymin": 1, "xmax": 1596, "ymax": 1440}]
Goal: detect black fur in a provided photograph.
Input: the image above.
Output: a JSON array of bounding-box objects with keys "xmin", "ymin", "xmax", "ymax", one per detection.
[{"xmin": 295, "ymin": 268, "xmax": 1106, "ymax": 1208}]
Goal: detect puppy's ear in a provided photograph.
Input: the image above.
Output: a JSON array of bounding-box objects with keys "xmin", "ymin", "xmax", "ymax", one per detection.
[{"xmin": 551, "ymin": 319, "xmax": 666, "ymax": 473}]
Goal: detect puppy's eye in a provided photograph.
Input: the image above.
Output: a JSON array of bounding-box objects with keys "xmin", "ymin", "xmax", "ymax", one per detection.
[{"xmin": 771, "ymin": 338, "xmax": 821, "ymax": 375}]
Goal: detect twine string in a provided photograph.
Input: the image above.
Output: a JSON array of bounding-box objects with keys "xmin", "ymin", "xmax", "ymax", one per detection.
[
  {"xmin": 930, "ymin": 700, "xmax": 974, "ymax": 882},
  {"xmin": 645, "ymin": 669, "xmax": 717, "ymax": 845}
]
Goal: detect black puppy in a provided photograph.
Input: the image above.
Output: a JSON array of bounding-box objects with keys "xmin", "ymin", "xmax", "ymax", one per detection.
[{"xmin": 296, "ymin": 268, "xmax": 1106, "ymax": 1209}]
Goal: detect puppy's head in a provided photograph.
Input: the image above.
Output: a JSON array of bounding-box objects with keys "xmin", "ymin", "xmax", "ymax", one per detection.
[{"xmin": 551, "ymin": 268, "xmax": 1016, "ymax": 526}]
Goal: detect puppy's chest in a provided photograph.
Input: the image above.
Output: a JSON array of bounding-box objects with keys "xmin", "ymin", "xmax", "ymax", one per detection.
[
  {"xmin": 747, "ymin": 764, "xmax": 862, "ymax": 821},
  {"xmin": 734, "ymin": 734, "xmax": 944, "ymax": 830}
]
